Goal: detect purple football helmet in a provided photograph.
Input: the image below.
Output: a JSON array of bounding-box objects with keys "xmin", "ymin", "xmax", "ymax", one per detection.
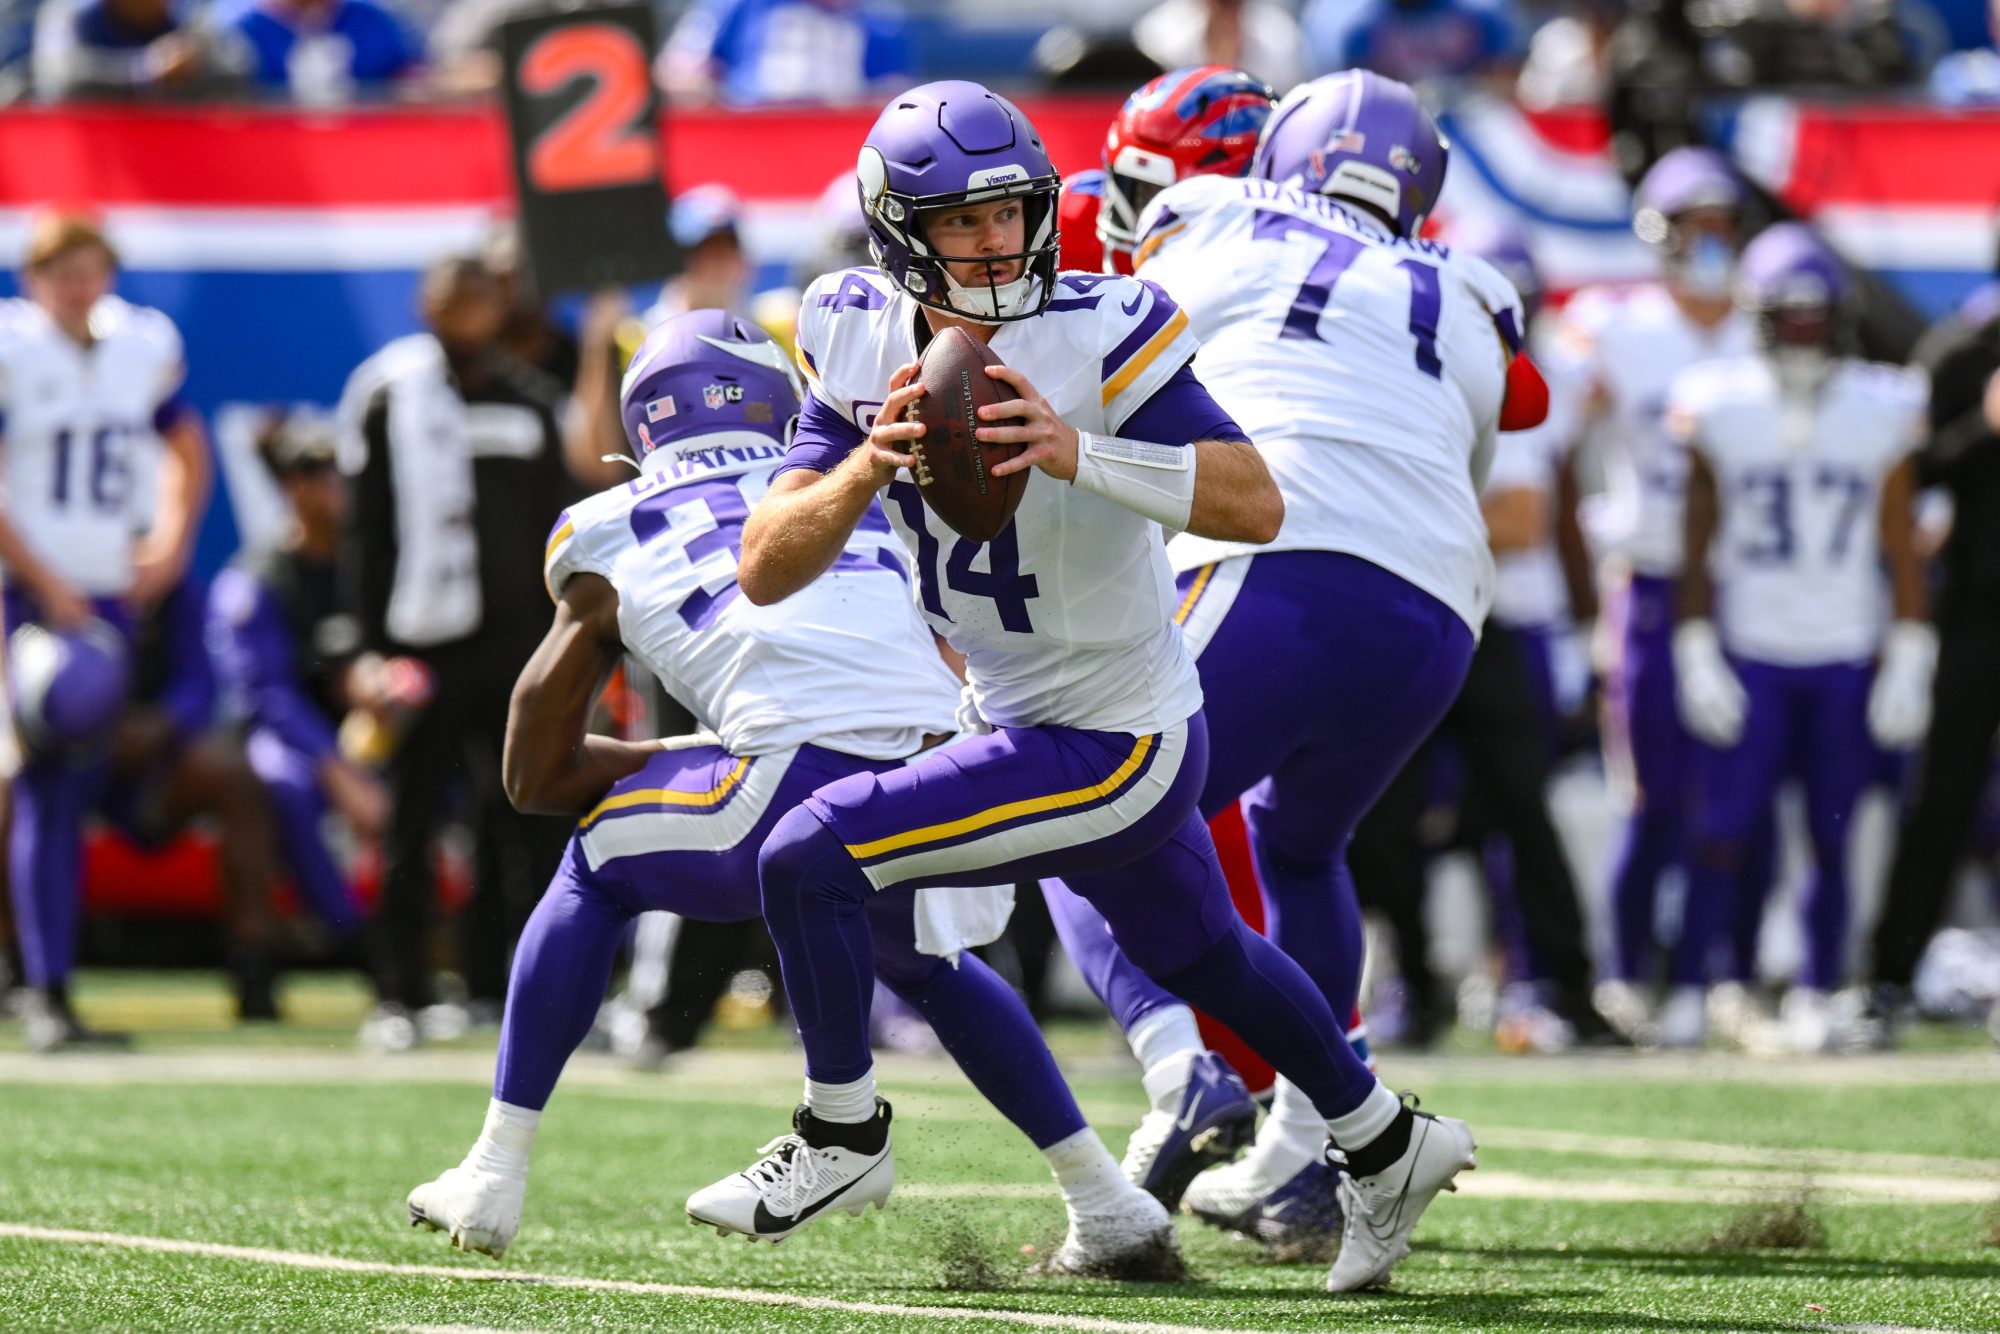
[
  {"xmin": 1252, "ymin": 71, "xmax": 1448, "ymax": 238},
  {"xmin": 856, "ymin": 80, "xmax": 1062, "ymax": 323},
  {"xmin": 619, "ymin": 309, "xmax": 800, "ymax": 468},
  {"xmin": 1737, "ymin": 222, "xmax": 1847, "ymax": 349},
  {"xmin": 1631, "ymin": 147, "xmax": 1746, "ymax": 244},
  {"xmin": 8, "ymin": 618, "xmax": 129, "ymax": 754},
  {"xmin": 1449, "ymin": 214, "xmax": 1543, "ymax": 318}
]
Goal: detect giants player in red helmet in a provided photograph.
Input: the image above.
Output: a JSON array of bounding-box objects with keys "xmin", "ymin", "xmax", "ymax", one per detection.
[{"xmin": 1059, "ymin": 65, "xmax": 1275, "ymax": 275}]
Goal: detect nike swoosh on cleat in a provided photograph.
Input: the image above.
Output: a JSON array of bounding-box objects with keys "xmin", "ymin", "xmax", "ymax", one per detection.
[
  {"xmin": 1174, "ymin": 1090, "xmax": 1206, "ymax": 1133},
  {"xmin": 747, "ymin": 1156, "xmax": 886, "ymax": 1236}
]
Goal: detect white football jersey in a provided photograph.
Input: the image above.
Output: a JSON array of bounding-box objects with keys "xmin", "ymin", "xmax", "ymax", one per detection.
[
  {"xmin": 793, "ymin": 266, "xmax": 1205, "ymax": 736},
  {"xmin": 0, "ymin": 296, "xmax": 184, "ymax": 596},
  {"xmin": 1550, "ymin": 283, "xmax": 1755, "ymax": 577},
  {"xmin": 1483, "ymin": 415, "xmax": 1569, "ymax": 629},
  {"xmin": 545, "ymin": 441, "xmax": 960, "ymax": 759},
  {"xmin": 1670, "ymin": 356, "xmax": 1924, "ymax": 666},
  {"xmin": 1133, "ymin": 174, "xmax": 1521, "ymax": 634}
]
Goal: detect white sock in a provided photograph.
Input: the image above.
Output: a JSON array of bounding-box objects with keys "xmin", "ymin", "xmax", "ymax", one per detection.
[
  {"xmin": 1247, "ymin": 1077, "xmax": 1327, "ymax": 1179},
  {"xmin": 1325, "ymin": 1080, "xmax": 1402, "ymax": 1151},
  {"xmin": 804, "ymin": 1073, "xmax": 878, "ymax": 1124},
  {"xmin": 1042, "ymin": 1127, "xmax": 1130, "ymax": 1213},
  {"xmin": 464, "ymin": 1099, "xmax": 539, "ymax": 1178},
  {"xmin": 1127, "ymin": 1005, "xmax": 1202, "ymax": 1112}
]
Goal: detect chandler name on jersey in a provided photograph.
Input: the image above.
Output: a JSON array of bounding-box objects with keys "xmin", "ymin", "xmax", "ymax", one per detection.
[
  {"xmin": 787, "ymin": 265, "xmax": 1207, "ymax": 737},
  {"xmin": 1670, "ymin": 358, "xmax": 1924, "ymax": 666},
  {"xmin": 544, "ymin": 448, "xmax": 960, "ymax": 760},
  {"xmin": 0, "ymin": 295, "xmax": 187, "ymax": 597},
  {"xmin": 1133, "ymin": 174, "xmax": 1521, "ymax": 633}
]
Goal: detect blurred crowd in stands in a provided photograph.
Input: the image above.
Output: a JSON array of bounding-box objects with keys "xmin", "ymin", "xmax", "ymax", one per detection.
[{"xmin": 7, "ymin": 0, "xmax": 2000, "ymax": 112}]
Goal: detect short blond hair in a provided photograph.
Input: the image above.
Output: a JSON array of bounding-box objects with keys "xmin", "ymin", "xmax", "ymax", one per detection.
[{"xmin": 25, "ymin": 212, "xmax": 116, "ymax": 273}]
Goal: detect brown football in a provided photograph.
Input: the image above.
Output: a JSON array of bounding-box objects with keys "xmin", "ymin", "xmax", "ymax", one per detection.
[{"xmin": 907, "ymin": 327, "xmax": 1028, "ymax": 543}]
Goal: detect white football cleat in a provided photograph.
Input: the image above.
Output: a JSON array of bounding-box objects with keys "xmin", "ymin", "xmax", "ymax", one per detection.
[
  {"xmin": 686, "ymin": 1100, "xmax": 894, "ymax": 1244},
  {"xmin": 1655, "ymin": 986, "xmax": 1707, "ymax": 1049},
  {"xmin": 1591, "ymin": 980, "xmax": 1654, "ymax": 1045},
  {"xmin": 1775, "ymin": 986, "xmax": 1835, "ymax": 1054},
  {"xmin": 407, "ymin": 1165, "xmax": 525, "ymax": 1258},
  {"xmin": 1325, "ymin": 1106, "xmax": 1477, "ymax": 1293},
  {"xmin": 1032, "ymin": 1185, "xmax": 1186, "ymax": 1282},
  {"xmin": 1706, "ymin": 981, "xmax": 1766, "ymax": 1050}
]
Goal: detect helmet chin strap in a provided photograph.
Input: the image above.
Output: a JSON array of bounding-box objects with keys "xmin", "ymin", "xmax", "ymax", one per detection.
[{"xmin": 939, "ymin": 267, "xmax": 1042, "ymax": 324}]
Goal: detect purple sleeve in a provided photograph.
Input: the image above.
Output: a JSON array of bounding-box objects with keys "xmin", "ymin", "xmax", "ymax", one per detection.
[
  {"xmin": 1117, "ymin": 361, "xmax": 1249, "ymax": 447},
  {"xmin": 152, "ymin": 393, "xmax": 195, "ymax": 434},
  {"xmin": 209, "ymin": 569, "xmax": 339, "ymax": 762},
  {"xmin": 773, "ymin": 387, "xmax": 866, "ymax": 478}
]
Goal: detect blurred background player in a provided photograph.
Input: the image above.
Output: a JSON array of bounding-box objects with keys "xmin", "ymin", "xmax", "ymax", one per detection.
[
  {"xmin": 410, "ymin": 311, "xmax": 1175, "ymax": 1277},
  {"xmin": 0, "ymin": 212, "xmax": 209, "ymax": 1052},
  {"xmin": 1548, "ymin": 147, "xmax": 1768, "ymax": 1046},
  {"xmin": 1671, "ymin": 223, "xmax": 1931, "ymax": 1052},
  {"xmin": 336, "ymin": 253, "xmax": 576, "ymax": 1049},
  {"xmin": 209, "ymin": 412, "xmax": 383, "ymax": 955}
]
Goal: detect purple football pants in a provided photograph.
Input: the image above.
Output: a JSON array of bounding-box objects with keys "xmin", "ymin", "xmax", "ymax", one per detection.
[
  {"xmin": 1042, "ymin": 550, "xmax": 1474, "ymax": 1038},
  {"xmin": 3, "ymin": 588, "xmax": 130, "ymax": 989},
  {"xmin": 493, "ymin": 742, "xmax": 1087, "ymax": 1150},
  {"xmin": 244, "ymin": 728, "xmax": 365, "ymax": 938},
  {"xmin": 1686, "ymin": 658, "xmax": 1877, "ymax": 991},
  {"xmin": 762, "ymin": 709, "xmax": 1383, "ymax": 1122},
  {"xmin": 1605, "ymin": 574, "xmax": 1777, "ymax": 985}
]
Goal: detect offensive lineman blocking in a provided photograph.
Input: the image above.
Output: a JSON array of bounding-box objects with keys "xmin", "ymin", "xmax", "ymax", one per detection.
[{"xmin": 688, "ymin": 79, "xmax": 1477, "ymax": 1295}]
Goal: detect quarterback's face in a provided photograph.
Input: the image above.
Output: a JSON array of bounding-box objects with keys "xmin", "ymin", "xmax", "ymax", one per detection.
[
  {"xmin": 27, "ymin": 247, "xmax": 112, "ymax": 331},
  {"xmin": 920, "ymin": 198, "xmax": 1026, "ymax": 290}
]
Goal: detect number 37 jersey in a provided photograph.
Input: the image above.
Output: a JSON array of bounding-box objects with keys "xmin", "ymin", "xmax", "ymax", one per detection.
[
  {"xmin": 1135, "ymin": 175, "xmax": 1523, "ymax": 633},
  {"xmin": 545, "ymin": 449, "xmax": 961, "ymax": 760},
  {"xmin": 1668, "ymin": 357, "xmax": 1924, "ymax": 666},
  {"xmin": 790, "ymin": 266, "xmax": 1207, "ymax": 737}
]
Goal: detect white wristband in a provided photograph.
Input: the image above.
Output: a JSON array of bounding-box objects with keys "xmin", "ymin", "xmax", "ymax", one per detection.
[{"xmin": 1071, "ymin": 430, "xmax": 1196, "ymax": 531}]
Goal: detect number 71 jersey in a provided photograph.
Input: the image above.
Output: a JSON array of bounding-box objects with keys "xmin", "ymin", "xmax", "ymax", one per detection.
[{"xmin": 1135, "ymin": 175, "xmax": 1521, "ymax": 632}]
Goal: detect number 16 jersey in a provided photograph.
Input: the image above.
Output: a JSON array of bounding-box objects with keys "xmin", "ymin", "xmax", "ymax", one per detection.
[
  {"xmin": 785, "ymin": 266, "xmax": 1210, "ymax": 737},
  {"xmin": 1136, "ymin": 175, "xmax": 1524, "ymax": 634}
]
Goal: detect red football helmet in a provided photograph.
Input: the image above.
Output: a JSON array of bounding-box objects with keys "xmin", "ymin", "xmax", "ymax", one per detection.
[
  {"xmin": 1099, "ymin": 65, "xmax": 1276, "ymax": 273},
  {"xmin": 1058, "ymin": 169, "xmax": 1108, "ymax": 274}
]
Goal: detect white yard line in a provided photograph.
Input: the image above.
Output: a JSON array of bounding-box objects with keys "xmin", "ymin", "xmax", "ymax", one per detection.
[
  {"xmin": 1478, "ymin": 1127, "xmax": 2000, "ymax": 1180},
  {"xmin": 0, "ymin": 1223, "xmax": 1328, "ymax": 1334}
]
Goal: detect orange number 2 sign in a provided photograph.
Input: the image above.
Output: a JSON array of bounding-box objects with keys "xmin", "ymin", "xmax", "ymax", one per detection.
[{"xmin": 521, "ymin": 24, "xmax": 658, "ymax": 193}]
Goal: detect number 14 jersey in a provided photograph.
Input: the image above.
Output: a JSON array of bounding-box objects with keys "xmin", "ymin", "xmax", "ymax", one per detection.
[
  {"xmin": 1136, "ymin": 175, "xmax": 1524, "ymax": 633},
  {"xmin": 789, "ymin": 266, "xmax": 1207, "ymax": 737}
]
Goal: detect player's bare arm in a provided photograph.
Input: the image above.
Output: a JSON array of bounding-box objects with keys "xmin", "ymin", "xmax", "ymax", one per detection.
[
  {"xmin": 1483, "ymin": 484, "xmax": 1547, "ymax": 553},
  {"xmin": 130, "ymin": 412, "xmax": 212, "ymax": 609},
  {"xmin": 738, "ymin": 363, "xmax": 924, "ymax": 606},
  {"xmin": 1879, "ymin": 454, "xmax": 1927, "ymax": 623},
  {"xmin": 1552, "ymin": 448, "xmax": 1599, "ymax": 624},
  {"xmin": 978, "ymin": 363, "xmax": 1281, "ymax": 544},
  {"xmin": 502, "ymin": 571, "xmax": 661, "ymax": 816},
  {"xmin": 1677, "ymin": 448, "xmax": 1720, "ymax": 622}
]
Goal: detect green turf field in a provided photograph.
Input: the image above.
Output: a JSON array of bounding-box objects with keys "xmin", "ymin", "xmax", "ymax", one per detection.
[{"xmin": 3, "ymin": 972, "xmax": 1998, "ymax": 1333}]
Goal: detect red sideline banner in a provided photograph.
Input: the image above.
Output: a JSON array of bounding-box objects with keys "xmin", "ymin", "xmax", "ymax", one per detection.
[{"xmin": 0, "ymin": 97, "xmax": 1131, "ymax": 210}]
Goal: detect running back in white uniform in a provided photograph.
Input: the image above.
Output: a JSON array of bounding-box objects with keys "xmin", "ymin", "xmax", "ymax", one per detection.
[
  {"xmin": 1130, "ymin": 174, "xmax": 1523, "ymax": 632},
  {"xmin": 0, "ymin": 295, "xmax": 185, "ymax": 596},
  {"xmin": 1669, "ymin": 357, "xmax": 1925, "ymax": 666},
  {"xmin": 789, "ymin": 265, "xmax": 1208, "ymax": 735},
  {"xmin": 1549, "ymin": 283, "xmax": 1755, "ymax": 577},
  {"xmin": 544, "ymin": 442, "xmax": 960, "ymax": 759}
]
